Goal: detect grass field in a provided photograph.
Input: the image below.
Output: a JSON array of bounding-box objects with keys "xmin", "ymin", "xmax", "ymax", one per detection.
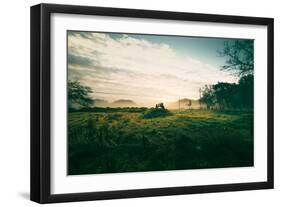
[{"xmin": 68, "ymin": 109, "xmax": 253, "ymax": 175}]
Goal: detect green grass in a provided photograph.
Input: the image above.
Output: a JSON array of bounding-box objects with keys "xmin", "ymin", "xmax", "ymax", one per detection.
[{"xmin": 68, "ymin": 109, "xmax": 253, "ymax": 175}]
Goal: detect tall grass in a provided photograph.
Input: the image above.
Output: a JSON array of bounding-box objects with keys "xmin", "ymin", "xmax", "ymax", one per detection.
[{"xmin": 68, "ymin": 109, "xmax": 253, "ymax": 175}]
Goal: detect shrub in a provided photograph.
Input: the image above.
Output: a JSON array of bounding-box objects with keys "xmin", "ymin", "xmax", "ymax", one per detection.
[{"xmin": 142, "ymin": 108, "xmax": 171, "ymax": 119}]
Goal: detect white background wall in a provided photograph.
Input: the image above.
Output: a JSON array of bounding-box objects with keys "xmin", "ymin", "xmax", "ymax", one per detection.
[{"xmin": 0, "ymin": 0, "xmax": 279, "ymax": 206}]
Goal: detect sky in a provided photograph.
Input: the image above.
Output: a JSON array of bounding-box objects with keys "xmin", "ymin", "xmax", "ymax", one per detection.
[{"xmin": 67, "ymin": 31, "xmax": 240, "ymax": 107}]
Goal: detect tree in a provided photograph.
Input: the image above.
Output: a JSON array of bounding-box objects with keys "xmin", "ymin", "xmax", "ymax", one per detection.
[
  {"xmin": 213, "ymin": 82, "xmax": 238, "ymax": 110},
  {"xmin": 199, "ymin": 85, "xmax": 216, "ymax": 109},
  {"xmin": 200, "ymin": 79, "xmax": 253, "ymax": 110},
  {"xmin": 220, "ymin": 40, "xmax": 254, "ymax": 77},
  {"xmin": 237, "ymin": 74, "xmax": 254, "ymax": 109},
  {"xmin": 68, "ymin": 80, "xmax": 94, "ymax": 109},
  {"xmin": 199, "ymin": 40, "xmax": 254, "ymax": 111}
]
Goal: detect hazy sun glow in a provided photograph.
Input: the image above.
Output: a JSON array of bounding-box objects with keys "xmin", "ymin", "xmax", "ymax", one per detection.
[{"xmin": 68, "ymin": 31, "xmax": 238, "ymax": 107}]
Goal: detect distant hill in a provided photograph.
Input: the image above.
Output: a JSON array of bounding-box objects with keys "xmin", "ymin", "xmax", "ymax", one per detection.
[
  {"xmin": 92, "ymin": 98, "xmax": 202, "ymax": 109},
  {"xmin": 166, "ymin": 98, "xmax": 201, "ymax": 109},
  {"xmin": 112, "ymin": 99, "xmax": 137, "ymax": 108},
  {"xmin": 93, "ymin": 99, "xmax": 137, "ymax": 108}
]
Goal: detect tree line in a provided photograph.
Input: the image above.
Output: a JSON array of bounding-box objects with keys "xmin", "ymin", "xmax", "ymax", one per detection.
[{"xmin": 200, "ymin": 40, "xmax": 254, "ymax": 110}]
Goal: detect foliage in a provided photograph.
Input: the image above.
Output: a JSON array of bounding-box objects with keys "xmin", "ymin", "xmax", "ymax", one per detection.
[
  {"xmin": 220, "ymin": 40, "xmax": 254, "ymax": 77},
  {"xmin": 199, "ymin": 85, "xmax": 216, "ymax": 109},
  {"xmin": 68, "ymin": 109, "xmax": 253, "ymax": 175},
  {"xmin": 238, "ymin": 74, "xmax": 254, "ymax": 108},
  {"xmin": 68, "ymin": 80, "xmax": 94, "ymax": 109},
  {"xmin": 200, "ymin": 75, "xmax": 253, "ymax": 110},
  {"xmin": 142, "ymin": 108, "xmax": 171, "ymax": 119},
  {"xmin": 213, "ymin": 82, "xmax": 238, "ymax": 109},
  {"xmin": 200, "ymin": 40, "xmax": 254, "ymax": 110}
]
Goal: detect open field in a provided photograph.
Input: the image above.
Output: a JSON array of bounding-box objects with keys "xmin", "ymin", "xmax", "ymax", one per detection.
[{"xmin": 68, "ymin": 109, "xmax": 253, "ymax": 175}]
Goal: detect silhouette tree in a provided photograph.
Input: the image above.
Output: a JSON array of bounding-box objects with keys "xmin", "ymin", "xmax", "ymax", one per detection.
[
  {"xmin": 220, "ymin": 40, "xmax": 254, "ymax": 77},
  {"xmin": 68, "ymin": 80, "xmax": 94, "ymax": 109},
  {"xmin": 237, "ymin": 74, "xmax": 254, "ymax": 109},
  {"xmin": 200, "ymin": 85, "xmax": 216, "ymax": 109},
  {"xmin": 213, "ymin": 82, "xmax": 237, "ymax": 110},
  {"xmin": 200, "ymin": 40, "xmax": 254, "ymax": 110},
  {"xmin": 200, "ymin": 78, "xmax": 253, "ymax": 110}
]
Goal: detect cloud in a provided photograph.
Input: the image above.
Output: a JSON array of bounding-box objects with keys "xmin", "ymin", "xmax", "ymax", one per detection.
[
  {"xmin": 68, "ymin": 53, "xmax": 93, "ymax": 67},
  {"xmin": 68, "ymin": 32, "xmax": 237, "ymax": 105}
]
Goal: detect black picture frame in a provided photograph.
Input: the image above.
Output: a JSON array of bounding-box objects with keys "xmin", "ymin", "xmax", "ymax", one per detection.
[{"xmin": 30, "ymin": 3, "xmax": 274, "ymax": 204}]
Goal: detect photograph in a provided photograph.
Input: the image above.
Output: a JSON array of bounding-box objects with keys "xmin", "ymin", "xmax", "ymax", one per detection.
[
  {"xmin": 67, "ymin": 31, "xmax": 254, "ymax": 175},
  {"xmin": 30, "ymin": 3, "xmax": 274, "ymax": 203}
]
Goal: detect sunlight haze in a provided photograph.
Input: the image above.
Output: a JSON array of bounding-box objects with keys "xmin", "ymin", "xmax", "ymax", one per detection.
[{"xmin": 68, "ymin": 31, "xmax": 238, "ymax": 107}]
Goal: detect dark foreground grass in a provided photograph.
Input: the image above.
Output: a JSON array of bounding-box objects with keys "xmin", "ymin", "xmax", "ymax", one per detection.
[{"xmin": 68, "ymin": 109, "xmax": 253, "ymax": 175}]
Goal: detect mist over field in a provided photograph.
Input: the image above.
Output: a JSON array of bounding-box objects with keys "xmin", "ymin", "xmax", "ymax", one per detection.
[
  {"xmin": 67, "ymin": 31, "xmax": 254, "ymax": 175},
  {"xmin": 68, "ymin": 31, "xmax": 239, "ymax": 107},
  {"xmin": 92, "ymin": 98, "xmax": 201, "ymax": 109}
]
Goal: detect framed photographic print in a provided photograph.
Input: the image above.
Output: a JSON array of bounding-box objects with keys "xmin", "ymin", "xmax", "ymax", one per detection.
[{"xmin": 30, "ymin": 3, "xmax": 274, "ymax": 203}]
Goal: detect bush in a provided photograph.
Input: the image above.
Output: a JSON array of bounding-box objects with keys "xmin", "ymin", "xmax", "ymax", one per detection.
[{"xmin": 142, "ymin": 108, "xmax": 171, "ymax": 119}]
